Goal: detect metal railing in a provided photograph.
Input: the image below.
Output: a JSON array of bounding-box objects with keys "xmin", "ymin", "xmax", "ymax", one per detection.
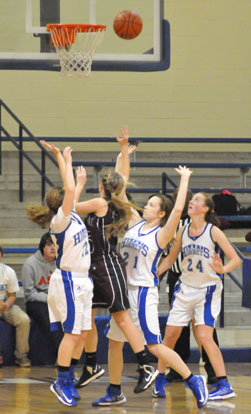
[
  {"xmin": 0, "ymin": 99, "xmax": 57, "ymax": 202},
  {"xmin": 1, "ymin": 99, "xmax": 251, "ymax": 201}
]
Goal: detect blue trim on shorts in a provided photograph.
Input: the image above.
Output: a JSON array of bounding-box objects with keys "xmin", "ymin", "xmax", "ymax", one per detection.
[
  {"xmin": 138, "ymin": 287, "xmax": 162, "ymax": 345},
  {"xmin": 61, "ymin": 270, "xmax": 75, "ymax": 333},
  {"xmin": 169, "ymin": 279, "xmax": 181, "ymax": 313},
  {"xmin": 204, "ymin": 284, "xmax": 216, "ymax": 327},
  {"xmin": 50, "ymin": 321, "xmax": 62, "ymax": 332}
]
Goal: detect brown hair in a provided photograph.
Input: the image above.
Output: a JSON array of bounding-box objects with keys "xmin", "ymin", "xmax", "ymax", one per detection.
[
  {"xmin": 26, "ymin": 187, "xmax": 64, "ymax": 227},
  {"xmin": 102, "ymin": 171, "xmax": 141, "ymax": 239},
  {"xmin": 201, "ymin": 192, "xmax": 220, "ymax": 227},
  {"xmin": 148, "ymin": 194, "xmax": 174, "ymax": 227}
]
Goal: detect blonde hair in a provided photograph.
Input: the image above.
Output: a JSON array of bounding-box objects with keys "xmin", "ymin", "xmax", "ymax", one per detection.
[
  {"xmin": 101, "ymin": 171, "xmax": 141, "ymax": 239},
  {"xmin": 26, "ymin": 187, "xmax": 64, "ymax": 227}
]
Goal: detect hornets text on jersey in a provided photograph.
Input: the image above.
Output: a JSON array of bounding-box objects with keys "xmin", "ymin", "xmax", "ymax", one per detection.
[{"xmin": 120, "ymin": 220, "xmax": 163, "ymax": 287}]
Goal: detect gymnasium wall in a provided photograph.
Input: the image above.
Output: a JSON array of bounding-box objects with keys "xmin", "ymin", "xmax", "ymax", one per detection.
[{"xmin": 0, "ymin": 0, "xmax": 250, "ymax": 152}]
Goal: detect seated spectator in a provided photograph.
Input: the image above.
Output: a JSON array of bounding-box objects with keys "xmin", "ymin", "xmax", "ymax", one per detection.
[
  {"xmin": 0, "ymin": 246, "xmax": 31, "ymax": 367},
  {"xmin": 22, "ymin": 233, "xmax": 63, "ymax": 357},
  {"xmin": 245, "ymin": 231, "xmax": 251, "ymax": 242}
]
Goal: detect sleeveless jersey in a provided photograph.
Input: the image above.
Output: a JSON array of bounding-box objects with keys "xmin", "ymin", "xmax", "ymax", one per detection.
[
  {"xmin": 180, "ymin": 222, "xmax": 222, "ymax": 288},
  {"xmin": 120, "ymin": 220, "xmax": 163, "ymax": 287},
  {"xmin": 84, "ymin": 202, "xmax": 119, "ymax": 261},
  {"xmin": 50, "ymin": 206, "xmax": 90, "ymax": 275}
]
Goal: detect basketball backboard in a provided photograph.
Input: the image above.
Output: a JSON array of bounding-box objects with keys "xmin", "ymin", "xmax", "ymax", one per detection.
[{"xmin": 0, "ymin": 0, "xmax": 170, "ymax": 72}]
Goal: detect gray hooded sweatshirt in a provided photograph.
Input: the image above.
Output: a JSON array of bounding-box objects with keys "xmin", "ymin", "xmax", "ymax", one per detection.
[{"xmin": 21, "ymin": 250, "xmax": 56, "ymax": 303}]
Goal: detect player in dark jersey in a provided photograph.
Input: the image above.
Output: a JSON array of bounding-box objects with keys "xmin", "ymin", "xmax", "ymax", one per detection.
[{"xmin": 74, "ymin": 126, "xmax": 157, "ymax": 400}]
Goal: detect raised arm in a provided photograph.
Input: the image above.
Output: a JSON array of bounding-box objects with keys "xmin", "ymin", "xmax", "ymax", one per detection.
[
  {"xmin": 157, "ymin": 166, "xmax": 192, "ymax": 249},
  {"xmin": 75, "ymin": 166, "xmax": 87, "ymax": 203},
  {"xmin": 114, "ymin": 126, "xmax": 141, "ymax": 226},
  {"xmin": 157, "ymin": 228, "xmax": 183, "ymax": 276},
  {"xmin": 40, "ymin": 140, "xmax": 65, "ymax": 181},
  {"xmin": 61, "ymin": 147, "xmax": 75, "ymax": 217},
  {"xmin": 114, "ymin": 125, "xmax": 130, "ymax": 185}
]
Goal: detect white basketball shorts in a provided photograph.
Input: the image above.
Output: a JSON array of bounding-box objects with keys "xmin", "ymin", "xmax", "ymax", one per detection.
[
  {"xmin": 167, "ymin": 279, "xmax": 223, "ymax": 328},
  {"xmin": 107, "ymin": 285, "xmax": 162, "ymax": 345},
  {"xmin": 48, "ymin": 268, "xmax": 93, "ymax": 334}
]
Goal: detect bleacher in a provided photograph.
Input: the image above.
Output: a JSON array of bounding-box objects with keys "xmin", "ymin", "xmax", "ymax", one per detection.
[{"xmin": 0, "ymin": 99, "xmax": 250, "ymax": 365}]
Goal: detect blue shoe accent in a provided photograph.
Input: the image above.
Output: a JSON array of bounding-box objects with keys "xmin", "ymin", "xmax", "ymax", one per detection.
[
  {"xmin": 50, "ymin": 378, "xmax": 77, "ymax": 407},
  {"xmin": 186, "ymin": 375, "xmax": 208, "ymax": 408},
  {"xmin": 152, "ymin": 374, "xmax": 167, "ymax": 398},
  {"xmin": 92, "ymin": 385, "xmax": 127, "ymax": 407},
  {"xmin": 208, "ymin": 379, "xmax": 235, "ymax": 400},
  {"xmin": 68, "ymin": 375, "xmax": 81, "ymax": 400}
]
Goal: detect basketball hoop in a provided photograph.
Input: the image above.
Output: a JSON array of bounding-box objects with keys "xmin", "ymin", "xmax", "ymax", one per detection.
[{"xmin": 46, "ymin": 24, "xmax": 106, "ymax": 78}]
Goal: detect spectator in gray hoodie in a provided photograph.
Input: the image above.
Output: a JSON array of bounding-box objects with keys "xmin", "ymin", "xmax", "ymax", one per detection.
[{"xmin": 22, "ymin": 233, "xmax": 63, "ymax": 356}]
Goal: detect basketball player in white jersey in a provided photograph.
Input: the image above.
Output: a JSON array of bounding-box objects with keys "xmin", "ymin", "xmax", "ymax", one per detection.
[
  {"xmin": 27, "ymin": 144, "xmax": 93, "ymax": 408},
  {"xmin": 157, "ymin": 192, "xmax": 242, "ymax": 400},
  {"xmin": 94, "ymin": 152, "xmax": 210, "ymax": 409},
  {"xmin": 74, "ymin": 127, "xmax": 158, "ymax": 402}
]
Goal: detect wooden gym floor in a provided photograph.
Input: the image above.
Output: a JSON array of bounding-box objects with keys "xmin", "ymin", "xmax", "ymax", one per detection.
[{"xmin": 0, "ymin": 363, "xmax": 250, "ymax": 414}]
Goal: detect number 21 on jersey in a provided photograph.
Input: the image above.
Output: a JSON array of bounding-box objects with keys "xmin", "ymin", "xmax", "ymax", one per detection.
[{"xmin": 122, "ymin": 252, "xmax": 138, "ymax": 269}]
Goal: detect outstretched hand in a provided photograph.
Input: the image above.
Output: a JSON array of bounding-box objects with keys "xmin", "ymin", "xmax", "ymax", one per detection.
[
  {"xmin": 63, "ymin": 146, "xmax": 72, "ymax": 163},
  {"xmin": 117, "ymin": 144, "xmax": 137, "ymax": 160},
  {"xmin": 115, "ymin": 125, "xmax": 129, "ymax": 147},
  {"xmin": 209, "ymin": 253, "xmax": 224, "ymax": 274},
  {"xmin": 174, "ymin": 165, "xmax": 193, "ymax": 179},
  {"xmin": 76, "ymin": 166, "xmax": 87, "ymax": 187},
  {"xmin": 128, "ymin": 144, "xmax": 137, "ymax": 156},
  {"xmin": 40, "ymin": 140, "xmax": 60, "ymax": 156}
]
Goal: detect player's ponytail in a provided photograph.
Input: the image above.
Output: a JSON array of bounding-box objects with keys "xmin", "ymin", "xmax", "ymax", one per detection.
[
  {"xmin": 26, "ymin": 187, "xmax": 65, "ymax": 227},
  {"xmin": 201, "ymin": 192, "xmax": 220, "ymax": 227},
  {"xmin": 101, "ymin": 171, "xmax": 141, "ymax": 239},
  {"xmin": 101, "ymin": 171, "xmax": 124, "ymax": 199}
]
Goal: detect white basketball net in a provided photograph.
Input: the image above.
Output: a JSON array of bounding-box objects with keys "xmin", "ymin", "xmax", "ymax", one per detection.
[{"xmin": 48, "ymin": 25, "xmax": 106, "ymax": 78}]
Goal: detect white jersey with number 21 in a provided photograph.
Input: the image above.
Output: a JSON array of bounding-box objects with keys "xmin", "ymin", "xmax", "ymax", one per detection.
[{"xmin": 120, "ymin": 220, "xmax": 163, "ymax": 288}]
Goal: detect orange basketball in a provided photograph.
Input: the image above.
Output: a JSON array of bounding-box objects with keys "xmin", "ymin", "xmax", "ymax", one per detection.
[{"xmin": 113, "ymin": 10, "xmax": 143, "ymax": 40}]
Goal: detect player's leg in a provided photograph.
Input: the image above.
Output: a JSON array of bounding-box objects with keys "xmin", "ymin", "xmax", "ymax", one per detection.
[
  {"xmin": 92, "ymin": 339, "xmax": 126, "ymax": 407},
  {"xmin": 149, "ymin": 342, "xmax": 208, "ymax": 408},
  {"xmin": 76, "ymin": 308, "xmax": 104, "ymax": 388},
  {"xmin": 49, "ymin": 274, "xmax": 92, "ymax": 407},
  {"xmin": 165, "ymin": 270, "xmax": 191, "ymax": 382},
  {"xmin": 90, "ymin": 257, "xmax": 157, "ymax": 394},
  {"xmin": 194, "ymin": 284, "xmax": 235, "ymax": 400},
  {"xmin": 201, "ymin": 328, "xmax": 218, "ymax": 384},
  {"xmin": 50, "ymin": 332, "xmax": 81, "ymax": 407},
  {"xmin": 165, "ymin": 325, "xmax": 190, "ymax": 382},
  {"xmin": 196, "ymin": 325, "xmax": 235, "ymax": 400},
  {"xmin": 112, "ymin": 309, "xmax": 157, "ymax": 393},
  {"xmin": 159, "ymin": 279, "xmax": 194, "ymax": 376}
]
